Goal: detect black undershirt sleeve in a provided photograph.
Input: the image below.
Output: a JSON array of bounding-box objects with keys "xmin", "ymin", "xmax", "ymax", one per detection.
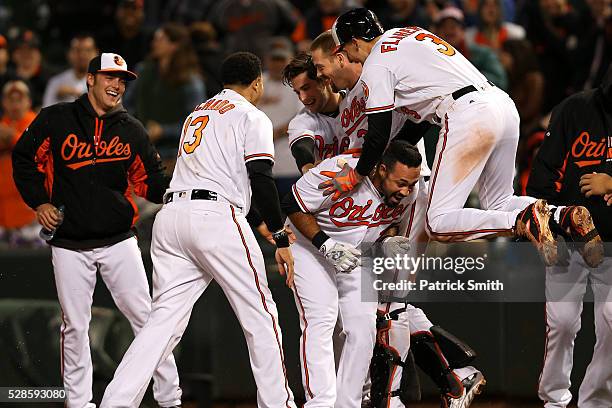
[
  {"xmin": 245, "ymin": 206, "xmax": 263, "ymax": 227},
  {"xmin": 246, "ymin": 159, "xmax": 284, "ymax": 232},
  {"xmin": 290, "ymin": 138, "xmax": 316, "ymax": 172},
  {"xmin": 355, "ymin": 110, "xmax": 393, "ymax": 176},
  {"xmin": 394, "ymin": 120, "xmax": 434, "ymax": 146},
  {"xmin": 281, "ymin": 189, "xmax": 302, "ymax": 216}
]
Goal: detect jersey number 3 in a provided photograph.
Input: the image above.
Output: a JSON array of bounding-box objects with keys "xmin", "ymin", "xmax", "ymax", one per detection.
[{"xmin": 179, "ymin": 115, "xmax": 209, "ymax": 156}]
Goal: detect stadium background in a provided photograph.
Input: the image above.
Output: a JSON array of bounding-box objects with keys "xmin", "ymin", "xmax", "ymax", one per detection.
[{"xmin": 0, "ymin": 0, "xmax": 610, "ymax": 406}]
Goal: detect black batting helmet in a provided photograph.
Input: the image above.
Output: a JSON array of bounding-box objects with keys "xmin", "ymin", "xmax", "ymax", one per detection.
[{"xmin": 331, "ymin": 8, "xmax": 384, "ymax": 53}]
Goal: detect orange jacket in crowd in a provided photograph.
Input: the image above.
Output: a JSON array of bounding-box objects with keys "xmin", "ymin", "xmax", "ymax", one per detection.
[{"xmin": 0, "ymin": 110, "xmax": 37, "ymax": 228}]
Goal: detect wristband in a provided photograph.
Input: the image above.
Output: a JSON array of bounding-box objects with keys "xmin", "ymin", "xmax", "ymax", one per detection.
[
  {"xmin": 272, "ymin": 229, "xmax": 290, "ymax": 248},
  {"xmin": 311, "ymin": 230, "xmax": 330, "ymax": 250}
]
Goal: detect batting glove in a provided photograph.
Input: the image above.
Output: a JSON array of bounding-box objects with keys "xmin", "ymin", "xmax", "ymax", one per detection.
[
  {"xmin": 319, "ymin": 238, "xmax": 362, "ymax": 273},
  {"xmin": 382, "ymin": 236, "xmax": 411, "ymax": 259},
  {"xmin": 318, "ymin": 162, "xmax": 362, "ymax": 201}
]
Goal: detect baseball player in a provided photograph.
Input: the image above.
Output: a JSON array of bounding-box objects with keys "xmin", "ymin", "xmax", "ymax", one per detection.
[
  {"xmin": 282, "ymin": 52, "xmax": 485, "ymax": 408},
  {"xmin": 527, "ymin": 68, "xmax": 612, "ymax": 408},
  {"xmin": 321, "ymin": 8, "xmax": 603, "ymax": 267},
  {"xmin": 281, "ymin": 140, "xmax": 421, "ymax": 407},
  {"xmin": 100, "ymin": 52, "xmax": 297, "ymax": 408},
  {"xmin": 11, "ymin": 53, "xmax": 182, "ymax": 408}
]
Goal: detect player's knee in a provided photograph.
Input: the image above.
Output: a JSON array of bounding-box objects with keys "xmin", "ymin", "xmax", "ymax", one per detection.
[
  {"xmin": 425, "ymin": 211, "xmax": 454, "ymax": 243},
  {"xmin": 343, "ymin": 317, "xmax": 376, "ymax": 345},
  {"xmin": 601, "ymin": 302, "xmax": 612, "ymax": 326},
  {"xmin": 548, "ymin": 313, "xmax": 581, "ymax": 338}
]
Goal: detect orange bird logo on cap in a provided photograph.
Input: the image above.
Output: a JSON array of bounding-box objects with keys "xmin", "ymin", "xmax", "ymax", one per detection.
[{"xmin": 114, "ymin": 55, "xmax": 125, "ymax": 66}]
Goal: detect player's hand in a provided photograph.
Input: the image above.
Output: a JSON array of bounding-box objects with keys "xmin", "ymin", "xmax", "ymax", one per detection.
[
  {"xmin": 36, "ymin": 203, "xmax": 62, "ymax": 231},
  {"xmin": 257, "ymin": 223, "xmax": 296, "ymax": 245},
  {"xmin": 382, "ymin": 236, "xmax": 411, "ymax": 259},
  {"xmin": 579, "ymin": 172, "xmax": 612, "ymax": 197},
  {"xmin": 604, "ymin": 193, "xmax": 612, "ymax": 206},
  {"xmin": 318, "ymin": 162, "xmax": 363, "ymax": 201},
  {"xmin": 275, "ymin": 247, "xmax": 295, "ymax": 288},
  {"xmin": 319, "ymin": 238, "xmax": 361, "ymax": 273}
]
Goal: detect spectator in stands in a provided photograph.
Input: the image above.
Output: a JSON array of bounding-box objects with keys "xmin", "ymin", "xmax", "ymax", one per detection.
[
  {"xmin": 522, "ymin": 0, "xmax": 582, "ymax": 113},
  {"xmin": 98, "ymin": 0, "xmax": 152, "ymax": 68},
  {"xmin": 123, "ymin": 23, "xmax": 205, "ymax": 163},
  {"xmin": 434, "ymin": 7, "xmax": 508, "ymax": 89},
  {"xmin": 572, "ymin": 0, "xmax": 612, "ymax": 91},
  {"xmin": 0, "ymin": 35, "xmax": 12, "ymax": 102},
  {"xmin": 190, "ymin": 21, "xmax": 226, "ymax": 97},
  {"xmin": 258, "ymin": 44, "xmax": 303, "ymax": 194},
  {"xmin": 208, "ymin": 0, "xmax": 297, "ymax": 59},
  {"xmin": 0, "ymin": 80, "xmax": 39, "ymax": 246},
  {"xmin": 292, "ymin": 0, "xmax": 346, "ymax": 47},
  {"xmin": 42, "ymin": 34, "xmax": 98, "ymax": 107},
  {"xmin": 500, "ymin": 39, "xmax": 545, "ymax": 136},
  {"xmin": 10, "ymin": 29, "xmax": 54, "ymax": 111},
  {"xmin": 377, "ymin": 0, "xmax": 431, "ymax": 30},
  {"xmin": 465, "ymin": 0, "xmax": 526, "ymax": 53}
]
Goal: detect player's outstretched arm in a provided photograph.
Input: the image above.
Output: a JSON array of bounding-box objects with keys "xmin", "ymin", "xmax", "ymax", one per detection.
[
  {"xmin": 247, "ymin": 159, "xmax": 294, "ymax": 287},
  {"xmin": 281, "ymin": 191, "xmax": 360, "ymax": 273}
]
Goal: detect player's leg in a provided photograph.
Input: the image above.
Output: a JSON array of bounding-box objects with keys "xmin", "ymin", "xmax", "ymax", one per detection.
[
  {"xmin": 385, "ymin": 302, "xmax": 412, "ymax": 408},
  {"xmin": 51, "ymin": 247, "xmax": 97, "ymax": 408},
  {"xmin": 427, "ymin": 89, "xmax": 547, "ymax": 243},
  {"xmin": 101, "ymin": 204, "xmax": 211, "ymax": 408},
  {"xmin": 475, "ymin": 89, "xmax": 535, "ymax": 213},
  {"xmin": 577, "ymin": 256, "xmax": 612, "ymax": 408},
  {"xmin": 538, "ymin": 251, "xmax": 589, "ymax": 407},
  {"xmin": 291, "ymin": 241, "xmax": 339, "ymax": 407},
  {"xmin": 97, "ymin": 236, "xmax": 182, "ymax": 407},
  {"xmin": 336, "ymin": 267, "xmax": 378, "ymax": 408},
  {"xmin": 200, "ymin": 204, "xmax": 296, "ymax": 408},
  {"xmin": 426, "ymin": 95, "xmax": 512, "ymax": 242}
]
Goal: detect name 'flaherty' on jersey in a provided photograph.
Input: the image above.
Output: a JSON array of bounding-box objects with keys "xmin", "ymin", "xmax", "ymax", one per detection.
[
  {"xmin": 360, "ymin": 26, "xmax": 488, "ymax": 124},
  {"xmin": 290, "ymin": 155, "xmax": 416, "ymax": 248}
]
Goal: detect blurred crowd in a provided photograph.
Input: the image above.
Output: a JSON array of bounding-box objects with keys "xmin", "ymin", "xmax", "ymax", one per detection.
[{"xmin": 0, "ymin": 0, "xmax": 610, "ymax": 247}]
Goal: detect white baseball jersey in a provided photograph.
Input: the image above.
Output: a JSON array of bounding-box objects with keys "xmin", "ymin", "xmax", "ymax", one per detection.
[
  {"xmin": 169, "ymin": 89, "xmax": 274, "ymax": 213},
  {"xmin": 291, "ymin": 155, "xmax": 416, "ymax": 247},
  {"xmin": 338, "ymin": 81, "xmax": 408, "ymax": 146},
  {"xmin": 288, "ymin": 107, "xmax": 344, "ymax": 161},
  {"xmin": 338, "ymin": 82, "xmax": 431, "ymax": 177},
  {"xmin": 360, "ymin": 26, "xmax": 488, "ymax": 123}
]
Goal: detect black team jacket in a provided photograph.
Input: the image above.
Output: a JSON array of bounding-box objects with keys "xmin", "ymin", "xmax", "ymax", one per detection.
[
  {"xmin": 527, "ymin": 70, "xmax": 612, "ymax": 245},
  {"xmin": 12, "ymin": 94, "xmax": 169, "ymax": 249}
]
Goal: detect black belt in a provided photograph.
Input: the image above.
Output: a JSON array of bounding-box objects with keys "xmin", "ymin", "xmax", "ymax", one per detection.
[
  {"xmin": 163, "ymin": 189, "xmax": 218, "ymax": 204},
  {"xmin": 451, "ymin": 81, "xmax": 495, "ymax": 101}
]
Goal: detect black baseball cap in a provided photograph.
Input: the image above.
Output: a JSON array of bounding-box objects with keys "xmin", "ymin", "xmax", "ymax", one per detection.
[{"xmin": 87, "ymin": 53, "xmax": 138, "ymax": 81}]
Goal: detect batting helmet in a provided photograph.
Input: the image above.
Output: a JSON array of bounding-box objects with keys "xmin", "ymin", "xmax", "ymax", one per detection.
[{"xmin": 331, "ymin": 8, "xmax": 384, "ymax": 53}]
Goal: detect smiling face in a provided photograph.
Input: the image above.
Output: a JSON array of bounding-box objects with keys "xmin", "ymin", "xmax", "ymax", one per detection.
[
  {"xmin": 377, "ymin": 162, "xmax": 420, "ymax": 207},
  {"xmin": 311, "ymin": 48, "xmax": 361, "ymax": 92},
  {"xmin": 87, "ymin": 72, "xmax": 126, "ymax": 114},
  {"xmin": 289, "ymin": 71, "xmax": 332, "ymax": 113}
]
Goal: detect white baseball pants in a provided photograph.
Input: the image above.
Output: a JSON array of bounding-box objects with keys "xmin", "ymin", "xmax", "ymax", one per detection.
[
  {"xmin": 426, "ymin": 85, "xmax": 536, "ymax": 241},
  {"xmin": 100, "ymin": 200, "xmax": 295, "ymax": 408},
  {"xmin": 539, "ymin": 252, "xmax": 612, "ymax": 408},
  {"xmin": 291, "ymin": 240, "xmax": 378, "ymax": 408},
  {"xmin": 51, "ymin": 237, "xmax": 181, "ymax": 408}
]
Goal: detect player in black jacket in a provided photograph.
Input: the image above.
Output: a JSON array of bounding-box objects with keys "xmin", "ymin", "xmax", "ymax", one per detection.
[
  {"xmin": 527, "ymin": 66, "xmax": 611, "ymax": 408},
  {"xmin": 12, "ymin": 53, "xmax": 182, "ymax": 408}
]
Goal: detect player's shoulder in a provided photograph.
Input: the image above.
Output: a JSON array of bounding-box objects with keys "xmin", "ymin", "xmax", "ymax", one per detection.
[
  {"xmin": 289, "ymin": 107, "xmax": 320, "ymax": 127},
  {"xmin": 241, "ymin": 105, "xmax": 272, "ymax": 127}
]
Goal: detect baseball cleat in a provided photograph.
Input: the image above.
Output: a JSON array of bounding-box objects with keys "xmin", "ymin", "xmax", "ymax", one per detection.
[
  {"xmin": 440, "ymin": 372, "xmax": 486, "ymax": 408},
  {"xmin": 515, "ymin": 199, "xmax": 558, "ymax": 266},
  {"xmin": 558, "ymin": 206, "xmax": 603, "ymax": 267}
]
